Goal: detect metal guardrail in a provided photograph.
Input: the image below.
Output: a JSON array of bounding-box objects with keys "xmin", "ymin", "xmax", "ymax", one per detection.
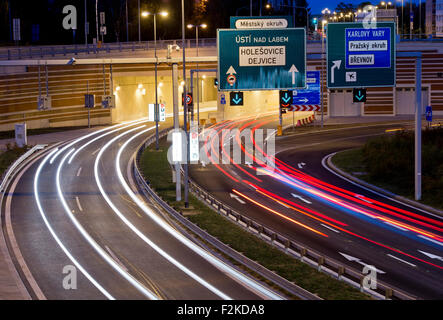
[
  {"xmin": 0, "ymin": 39, "xmax": 217, "ymax": 61},
  {"xmin": 133, "ymin": 129, "xmax": 321, "ymax": 300},
  {"xmin": 0, "ymin": 144, "xmax": 47, "ymax": 192},
  {"xmin": 134, "ymin": 128, "xmax": 417, "ymax": 301}
]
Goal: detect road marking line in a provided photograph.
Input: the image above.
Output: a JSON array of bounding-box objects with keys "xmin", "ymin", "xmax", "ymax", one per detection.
[
  {"xmin": 384, "ymin": 221, "xmax": 408, "ymax": 232},
  {"xmin": 105, "ymin": 246, "xmax": 129, "ymax": 272},
  {"xmin": 75, "ymin": 196, "xmax": 83, "ymax": 212},
  {"xmin": 387, "ymin": 254, "xmax": 416, "ymax": 267},
  {"xmin": 418, "ymin": 235, "xmax": 443, "ymax": 247},
  {"xmin": 76, "ymin": 167, "xmax": 82, "ymax": 177},
  {"xmin": 321, "ymin": 224, "xmax": 340, "ymax": 233},
  {"xmin": 92, "ymin": 148, "xmax": 101, "ymax": 155}
]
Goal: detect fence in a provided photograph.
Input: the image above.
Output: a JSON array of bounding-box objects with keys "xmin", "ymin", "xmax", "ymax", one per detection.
[{"xmin": 0, "ymin": 38, "xmax": 217, "ymax": 61}]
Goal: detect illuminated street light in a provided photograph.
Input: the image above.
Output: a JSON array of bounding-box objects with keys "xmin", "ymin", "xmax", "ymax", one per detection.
[
  {"xmin": 141, "ymin": 10, "xmax": 168, "ymax": 150},
  {"xmin": 187, "ymin": 23, "xmax": 208, "ymax": 129}
]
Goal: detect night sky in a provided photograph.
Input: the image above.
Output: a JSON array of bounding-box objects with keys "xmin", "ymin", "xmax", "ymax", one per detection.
[{"xmin": 308, "ymin": 0, "xmax": 419, "ymax": 14}]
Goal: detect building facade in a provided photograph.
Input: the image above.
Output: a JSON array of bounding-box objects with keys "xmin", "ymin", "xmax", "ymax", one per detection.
[{"xmin": 426, "ymin": 0, "xmax": 443, "ymax": 37}]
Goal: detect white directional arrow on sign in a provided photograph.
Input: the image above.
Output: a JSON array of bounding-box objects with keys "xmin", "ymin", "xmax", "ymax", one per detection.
[
  {"xmin": 289, "ymin": 64, "xmax": 299, "ymax": 85},
  {"xmin": 230, "ymin": 193, "xmax": 246, "ymax": 204},
  {"xmin": 418, "ymin": 250, "xmax": 443, "ymax": 262},
  {"xmin": 291, "ymin": 193, "xmax": 312, "ymax": 204},
  {"xmin": 226, "ymin": 66, "xmax": 237, "ymax": 75},
  {"xmin": 297, "ymin": 162, "xmax": 306, "ymax": 169},
  {"xmin": 339, "ymin": 252, "xmax": 386, "ymax": 274},
  {"xmin": 331, "ymin": 60, "xmax": 342, "ymax": 84}
]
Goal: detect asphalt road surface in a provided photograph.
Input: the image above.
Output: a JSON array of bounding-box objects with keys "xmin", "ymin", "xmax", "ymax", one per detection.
[
  {"xmin": 3, "ymin": 119, "xmax": 283, "ymax": 300},
  {"xmin": 189, "ymin": 116, "xmax": 443, "ymax": 299}
]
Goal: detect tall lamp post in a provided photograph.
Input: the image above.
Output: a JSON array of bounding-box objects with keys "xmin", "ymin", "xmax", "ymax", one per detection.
[
  {"xmin": 181, "ymin": 0, "xmax": 190, "ymax": 208},
  {"xmin": 187, "ymin": 23, "xmax": 207, "ymax": 130},
  {"xmin": 142, "ymin": 10, "xmax": 168, "ymax": 150}
]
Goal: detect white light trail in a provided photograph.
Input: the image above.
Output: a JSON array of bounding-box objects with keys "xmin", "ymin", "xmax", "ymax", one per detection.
[
  {"xmin": 56, "ymin": 145, "xmax": 159, "ymax": 300},
  {"xmin": 115, "ymin": 128, "xmax": 283, "ymax": 300},
  {"xmin": 94, "ymin": 126, "xmax": 235, "ymax": 300},
  {"xmin": 34, "ymin": 148, "xmax": 114, "ymax": 300}
]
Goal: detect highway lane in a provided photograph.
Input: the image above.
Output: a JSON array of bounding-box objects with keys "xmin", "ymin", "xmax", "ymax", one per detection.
[
  {"xmin": 4, "ymin": 119, "xmax": 282, "ymax": 300},
  {"xmin": 189, "ymin": 116, "xmax": 443, "ymax": 299}
]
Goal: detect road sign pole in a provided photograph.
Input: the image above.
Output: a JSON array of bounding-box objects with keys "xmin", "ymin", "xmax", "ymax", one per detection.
[
  {"xmin": 172, "ymin": 63, "xmax": 181, "ymax": 201},
  {"xmin": 87, "ymin": 80, "xmax": 90, "ymax": 128},
  {"xmin": 415, "ymin": 56, "xmax": 422, "ymax": 201},
  {"xmin": 154, "ymin": 15, "xmax": 159, "ymax": 150},
  {"xmin": 321, "ymin": 26, "xmax": 325, "ymax": 129},
  {"xmin": 182, "ymin": 0, "xmax": 189, "ymax": 208}
]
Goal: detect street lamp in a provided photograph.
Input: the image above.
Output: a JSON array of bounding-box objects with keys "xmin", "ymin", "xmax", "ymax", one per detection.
[
  {"xmin": 142, "ymin": 10, "xmax": 169, "ymax": 150},
  {"xmin": 187, "ymin": 23, "xmax": 207, "ymax": 128}
]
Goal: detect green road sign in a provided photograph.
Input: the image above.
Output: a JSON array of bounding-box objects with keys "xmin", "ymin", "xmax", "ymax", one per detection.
[
  {"xmin": 327, "ymin": 22, "xmax": 396, "ymax": 88},
  {"xmin": 353, "ymin": 88, "xmax": 367, "ymax": 102},
  {"xmin": 217, "ymin": 28, "xmax": 306, "ymax": 91}
]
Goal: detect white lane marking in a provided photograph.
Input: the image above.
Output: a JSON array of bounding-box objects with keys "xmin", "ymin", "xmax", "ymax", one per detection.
[
  {"xmin": 321, "ymin": 153, "xmax": 443, "ymax": 220},
  {"xmin": 384, "ymin": 221, "xmax": 408, "ymax": 232},
  {"xmin": 355, "ymin": 194, "xmax": 372, "ymax": 204},
  {"xmin": 418, "ymin": 250, "xmax": 443, "ymax": 262},
  {"xmin": 114, "ymin": 128, "xmax": 284, "ymax": 300},
  {"xmin": 291, "ymin": 193, "xmax": 312, "ymax": 204},
  {"xmin": 417, "ymin": 235, "xmax": 443, "ymax": 247},
  {"xmin": 92, "ymin": 148, "xmax": 101, "ymax": 156},
  {"xmin": 339, "ymin": 252, "xmax": 386, "ymax": 274},
  {"xmin": 75, "ymin": 196, "xmax": 83, "ymax": 212},
  {"xmin": 387, "ymin": 254, "xmax": 417, "ymax": 267},
  {"xmin": 229, "ymin": 193, "xmax": 246, "ymax": 205},
  {"xmin": 76, "ymin": 167, "xmax": 82, "ymax": 177},
  {"xmin": 321, "ymin": 224, "xmax": 340, "ymax": 233},
  {"xmin": 94, "ymin": 127, "xmax": 233, "ymax": 300},
  {"xmin": 57, "ymin": 145, "xmax": 158, "ymax": 300},
  {"xmin": 68, "ymin": 119, "xmax": 147, "ymax": 164},
  {"xmin": 50, "ymin": 118, "xmax": 148, "ymax": 164},
  {"xmin": 105, "ymin": 246, "xmax": 129, "ymax": 272},
  {"xmin": 35, "ymin": 148, "xmax": 114, "ymax": 300}
]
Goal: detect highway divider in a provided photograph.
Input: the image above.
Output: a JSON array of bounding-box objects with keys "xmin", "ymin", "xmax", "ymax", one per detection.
[{"xmin": 134, "ymin": 128, "xmax": 416, "ymax": 301}]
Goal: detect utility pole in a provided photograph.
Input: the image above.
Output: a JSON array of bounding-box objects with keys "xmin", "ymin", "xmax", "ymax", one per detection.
[
  {"xmin": 138, "ymin": 0, "xmax": 141, "ymax": 42},
  {"xmin": 84, "ymin": 0, "xmax": 88, "ymax": 45},
  {"xmin": 154, "ymin": 14, "xmax": 159, "ymax": 150},
  {"xmin": 415, "ymin": 56, "xmax": 422, "ymax": 200},
  {"xmin": 126, "ymin": 0, "xmax": 129, "ymax": 42},
  {"xmin": 182, "ymin": 0, "xmax": 189, "ymax": 208},
  {"xmin": 172, "ymin": 63, "xmax": 181, "ymax": 201},
  {"xmin": 95, "ymin": 0, "xmax": 99, "ymax": 44}
]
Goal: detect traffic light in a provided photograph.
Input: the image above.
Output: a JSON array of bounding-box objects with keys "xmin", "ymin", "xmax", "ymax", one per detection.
[
  {"xmin": 279, "ymin": 90, "xmax": 292, "ymax": 108},
  {"xmin": 313, "ymin": 17, "xmax": 318, "ymax": 24},
  {"xmin": 214, "ymin": 78, "xmax": 219, "ymax": 87}
]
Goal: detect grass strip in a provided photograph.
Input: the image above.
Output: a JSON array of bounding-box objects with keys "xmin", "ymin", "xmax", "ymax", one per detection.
[
  {"xmin": 0, "ymin": 146, "xmax": 29, "ymax": 177},
  {"xmin": 332, "ymin": 128, "xmax": 443, "ymax": 210},
  {"xmin": 140, "ymin": 138, "xmax": 370, "ymax": 300}
]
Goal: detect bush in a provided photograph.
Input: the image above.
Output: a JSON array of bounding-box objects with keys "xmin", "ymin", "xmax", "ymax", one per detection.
[{"xmin": 362, "ymin": 127, "xmax": 443, "ymax": 206}]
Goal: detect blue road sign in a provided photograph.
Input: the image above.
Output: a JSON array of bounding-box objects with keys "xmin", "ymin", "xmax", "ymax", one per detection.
[
  {"xmin": 220, "ymin": 94, "xmax": 226, "ymax": 105},
  {"xmin": 345, "ymin": 27, "xmax": 392, "ymax": 69},
  {"xmin": 426, "ymin": 105, "xmax": 432, "ymax": 122},
  {"xmin": 292, "ymin": 71, "xmax": 320, "ymax": 105},
  {"xmin": 217, "ymin": 28, "xmax": 306, "ymax": 91}
]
